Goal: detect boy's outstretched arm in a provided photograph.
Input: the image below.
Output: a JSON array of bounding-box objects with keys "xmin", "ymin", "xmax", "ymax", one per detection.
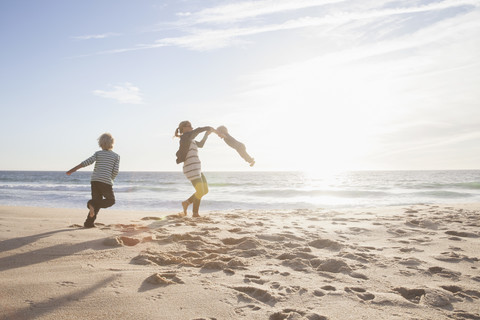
[{"xmin": 66, "ymin": 164, "xmax": 83, "ymax": 175}]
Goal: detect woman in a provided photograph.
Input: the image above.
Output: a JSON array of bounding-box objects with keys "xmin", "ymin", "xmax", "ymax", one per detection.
[{"xmin": 175, "ymin": 121, "xmax": 214, "ymax": 217}]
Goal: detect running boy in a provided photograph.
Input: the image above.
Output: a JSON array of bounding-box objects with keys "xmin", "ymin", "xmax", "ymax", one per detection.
[
  {"xmin": 66, "ymin": 133, "xmax": 120, "ymax": 228},
  {"xmin": 216, "ymin": 126, "xmax": 255, "ymax": 166}
]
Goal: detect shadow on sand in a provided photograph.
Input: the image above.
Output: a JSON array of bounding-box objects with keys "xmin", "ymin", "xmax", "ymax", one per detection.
[
  {"xmin": 0, "ymin": 230, "xmax": 116, "ymax": 272},
  {"xmin": 0, "ymin": 229, "xmax": 73, "ymax": 253},
  {"xmin": 0, "ymin": 275, "xmax": 118, "ymax": 320}
]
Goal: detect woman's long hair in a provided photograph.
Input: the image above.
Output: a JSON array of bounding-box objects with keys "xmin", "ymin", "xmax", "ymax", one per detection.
[{"xmin": 174, "ymin": 121, "xmax": 191, "ymax": 138}]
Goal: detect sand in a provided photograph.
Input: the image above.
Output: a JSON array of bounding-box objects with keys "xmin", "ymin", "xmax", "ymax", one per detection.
[{"xmin": 0, "ymin": 204, "xmax": 479, "ymax": 320}]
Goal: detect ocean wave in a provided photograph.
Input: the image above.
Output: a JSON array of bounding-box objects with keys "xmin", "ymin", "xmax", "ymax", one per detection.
[
  {"xmin": 2, "ymin": 170, "xmax": 480, "ymax": 211},
  {"xmin": 0, "ymin": 184, "xmax": 182, "ymax": 194},
  {"xmin": 404, "ymin": 191, "xmax": 474, "ymax": 198},
  {"xmin": 400, "ymin": 181, "xmax": 480, "ymax": 190},
  {"xmin": 0, "ymin": 184, "xmax": 90, "ymax": 192},
  {"xmin": 247, "ymin": 189, "xmax": 390, "ymax": 198},
  {"xmin": 452, "ymin": 182, "xmax": 480, "ymax": 190},
  {"xmin": 115, "ymin": 185, "xmax": 181, "ymax": 193}
]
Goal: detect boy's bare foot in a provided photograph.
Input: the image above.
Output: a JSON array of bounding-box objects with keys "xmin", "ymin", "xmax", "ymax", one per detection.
[
  {"xmin": 250, "ymin": 159, "xmax": 255, "ymax": 167},
  {"xmin": 88, "ymin": 203, "xmax": 95, "ymax": 218},
  {"xmin": 181, "ymin": 201, "xmax": 189, "ymax": 216},
  {"xmin": 192, "ymin": 213, "xmax": 200, "ymax": 218}
]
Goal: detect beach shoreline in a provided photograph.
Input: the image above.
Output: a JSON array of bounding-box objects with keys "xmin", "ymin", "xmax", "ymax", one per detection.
[{"xmin": 1, "ymin": 204, "xmax": 479, "ymax": 320}]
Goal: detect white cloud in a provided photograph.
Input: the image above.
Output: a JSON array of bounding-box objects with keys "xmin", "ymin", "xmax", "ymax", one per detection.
[
  {"xmin": 173, "ymin": 0, "xmax": 480, "ymax": 50},
  {"xmin": 176, "ymin": 12, "xmax": 192, "ymax": 17},
  {"xmin": 185, "ymin": 0, "xmax": 345, "ymax": 24},
  {"xmin": 99, "ymin": 0, "xmax": 479, "ymax": 53},
  {"xmin": 72, "ymin": 32, "xmax": 120, "ymax": 40},
  {"xmin": 93, "ymin": 83, "xmax": 143, "ymax": 104}
]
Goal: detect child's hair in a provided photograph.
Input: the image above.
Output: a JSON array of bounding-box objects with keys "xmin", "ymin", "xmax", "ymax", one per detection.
[
  {"xmin": 98, "ymin": 133, "xmax": 114, "ymax": 150},
  {"xmin": 174, "ymin": 121, "xmax": 191, "ymax": 138},
  {"xmin": 216, "ymin": 126, "xmax": 228, "ymax": 134}
]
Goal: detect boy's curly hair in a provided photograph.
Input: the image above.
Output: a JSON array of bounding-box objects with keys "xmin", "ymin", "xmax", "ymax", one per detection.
[{"xmin": 98, "ymin": 133, "xmax": 114, "ymax": 150}]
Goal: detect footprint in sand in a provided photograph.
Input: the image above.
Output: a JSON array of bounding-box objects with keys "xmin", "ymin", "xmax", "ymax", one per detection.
[
  {"xmin": 340, "ymin": 251, "xmax": 377, "ymax": 264},
  {"xmin": 434, "ymin": 252, "xmax": 478, "ymax": 263},
  {"xmin": 344, "ymin": 286, "xmax": 366, "ymax": 293},
  {"xmin": 445, "ymin": 230, "xmax": 479, "ymax": 238},
  {"xmin": 394, "ymin": 285, "xmax": 460, "ymax": 308},
  {"xmin": 269, "ymin": 282, "xmax": 306, "ymax": 296},
  {"xmin": 387, "ymin": 228, "xmax": 409, "ymax": 236},
  {"xmin": 233, "ymin": 286, "xmax": 277, "ymax": 304},
  {"xmin": 357, "ymin": 292, "xmax": 375, "ymax": 301},
  {"xmin": 57, "ymin": 281, "xmax": 76, "ymax": 287},
  {"xmin": 441, "ymin": 285, "xmax": 480, "ymax": 301},
  {"xmin": 269, "ymin": 309, "xmax": 327, "ymax": 320},
  {"xmin": 393, "ymin": 287, "xmax": 425, "ymax": 304},
  {"xmin": 428, "ymin": 266, "xmax": 461, "ymax": 279},
  {"xmin": 259, "ymin": 269, "xmax": 284, "ymax": 276},
  {"xmin": 103, "ymin": 236, "xmax": 141, "ymax": 247},
  {"xmin": 244, "ymin": 274, "xmax": 268, "ymax": 285},
  {"xmin": 406, "ymin": 218, "xmax": 439, "ymax": 229},
  {"xmin": 452, "ymin": 311, "xmax": 480, "ymax": 320},
  {"xmin": 313, "ymin": 290, "xmax": 325, "ymax": 297},
  {"xmin": 409, "ymin": 236, "xmax": 433, "ymax": 244},
  {"xmin": 320, "ymin": 285, "xmax": 336, "ymax": 291},
  {"xmin": 308, "ymin": 238, "xmax": 343, "ymax": 251},
  {"xmin": 421, "ymin": 289, "xmax": 456, "ymax": 308},
  {"xmin": 398, "ymin": 257, "xmax": 424, "ymax": 267},
  {"xmin": 234, "ymin": 304, "xmax": 262, "ymax": 316},
  {"xmin": 146, "ymin": 272, "xmax": 184, "ymax": 285}
]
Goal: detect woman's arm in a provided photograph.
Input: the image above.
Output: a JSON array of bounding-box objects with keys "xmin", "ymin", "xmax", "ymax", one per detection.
[
  {"xmin": 192, "ymin": 126, "xmax": 214, "ymax": 148},
  {"xmin": 196, "ymin": 130, "xmax": 212, "ymax": 148},
  {"xmin": 176, "ymin": 126, "xmax": 213, "ymax": 163},
  {"xmin": 190, "ymin": 126, "xmax": 213, "ymax": 139}
]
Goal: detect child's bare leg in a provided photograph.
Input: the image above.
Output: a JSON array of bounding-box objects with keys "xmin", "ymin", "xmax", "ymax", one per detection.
[
  {"xmin": 88, "ymin": 202, "xmax": 95, "ymax": 218},
  {"xmin": 181, "ymin": 201, "xmax": 190, "ymax": 216},
  {"xmin": 237, "ymin": 145, "xmax": 254, "ymax": 166}
]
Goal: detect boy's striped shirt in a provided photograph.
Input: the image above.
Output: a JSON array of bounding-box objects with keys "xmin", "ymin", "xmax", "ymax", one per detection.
[{"xmin": 81, "ymin": 150, "xmax": 120, "ymax": 185}]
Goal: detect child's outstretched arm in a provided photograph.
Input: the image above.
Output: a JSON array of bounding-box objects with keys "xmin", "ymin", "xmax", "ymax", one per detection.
[
  {"xmin": 196, "ymin": 128, "xmax": 215, "ymax": 148},
  {"xmin": 66, "ymin": 164, "xmax": 83, "ymax": 175}
]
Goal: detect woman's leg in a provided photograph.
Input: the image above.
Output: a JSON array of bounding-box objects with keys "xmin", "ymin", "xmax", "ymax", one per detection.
[{"xmin": 186, "ymin": 174, "xmax": 209, "ymax": 217}]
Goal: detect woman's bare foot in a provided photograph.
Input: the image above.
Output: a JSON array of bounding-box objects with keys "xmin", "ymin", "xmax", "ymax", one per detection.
[
  {"xmin": 181, "ymin": 201, "xmax": 189, "ymax": 216},
  {"xmin": 88, "ymin": 203, "xmax": 95, "ymax": 218}
]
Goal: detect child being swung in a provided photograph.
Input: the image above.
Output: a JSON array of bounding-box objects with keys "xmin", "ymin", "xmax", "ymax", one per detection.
[
  {"xmin": 66, "ymin": 133, "xmax": 120, "ymax": 228},
  {"xmin": 216, "ymin": 126, "xmax": 255, "ymax": 167}
]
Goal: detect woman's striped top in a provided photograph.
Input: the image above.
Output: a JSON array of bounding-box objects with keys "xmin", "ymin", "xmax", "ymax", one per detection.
[
  {"xmin": 183, "ymin": 141, "xmax": 202, "ymax": 181},
  {"xmin": 81, "ymin": 150, "xmax": 120, "ymax": 185}
]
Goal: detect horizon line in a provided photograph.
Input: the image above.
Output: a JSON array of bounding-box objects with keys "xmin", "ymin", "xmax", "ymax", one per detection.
[{"xmin": 1, "ymin": 169, "xmax": 479, "ymax": 173}]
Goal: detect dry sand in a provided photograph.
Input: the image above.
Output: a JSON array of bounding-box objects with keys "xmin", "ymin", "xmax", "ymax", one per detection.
[{"xmin": 0, "ymin": 204, "xmax": 479, "ymax": 320}]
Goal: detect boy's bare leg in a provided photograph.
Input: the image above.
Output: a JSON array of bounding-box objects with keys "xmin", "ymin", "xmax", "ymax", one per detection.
[{"xmin": 88, "ymin": 203, "xmax": 95, "ymax": 218}]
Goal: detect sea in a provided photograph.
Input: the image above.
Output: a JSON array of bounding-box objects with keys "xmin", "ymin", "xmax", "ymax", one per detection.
[{"xmin": 1, "ymin": 170, "xmax": 480, "ymax": 212}]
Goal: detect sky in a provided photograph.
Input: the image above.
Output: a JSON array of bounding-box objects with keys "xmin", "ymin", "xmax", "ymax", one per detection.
[{"xmin": 1, "ymin": 0, "xmax": 479, "ymax": 172}]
